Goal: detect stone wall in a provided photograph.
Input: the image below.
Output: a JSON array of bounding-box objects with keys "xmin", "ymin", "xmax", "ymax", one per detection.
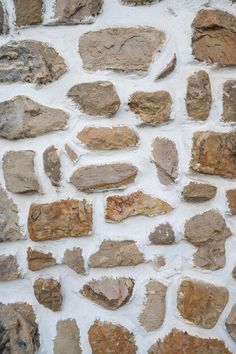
[{"xmin": 0, "ymin": 0, "xmax": 235, "ymax": 353}]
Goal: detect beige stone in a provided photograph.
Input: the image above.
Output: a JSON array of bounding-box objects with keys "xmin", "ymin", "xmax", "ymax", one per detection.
[
  {"xmin": 27, "ymin": 248, "xmax": 56, "ymax": 271},
  {"xmin": 232, "ymin": 265, "xmax": 236, "ymax": 279},
  {"xmin": 155, "ymin": 54, "xmax": 177, "ymax": 80},
  {"xmin": 154, "ymin": 256, "xmax": 166, "ymax": 269},
  {"xmin": 63, "ymin": 248, "xmax": 85, "ymax": 274},
  {"xmin": 226, "ymin": 304, "xmax": 236, "ymax": 342},
  {"xmin": 223, "ymin": 80, "xmax": 236, "ymax": 122},
  {"xmin": 0, "ymin": 255, "xmax": 20, "ymax": 281},
  {"xmin": 182, "ymin": 182, "xmax": 217, "ymax": 202},
  {"xmin": 33, "ymin": 278, "xmax": 62, "ymax": 311},
  {"xmin": 149, "ymin": 223, "xmax": 175, "ymax": 245},
  {"xmin": 43, "ymin": 146, "xmax": 61, "ymax": 187},
  {"xmin": 226, "ymin": 189, "xmax": 236, "ymax": 215},
  {"xmin": 54, "ymin": 319, "xmax": 81, "ymax": 354},
  {"xmin": 64, "ymin": 144, "xmax": 78, "ymax": 163},
  {"xmin": 14, "ymin": 0, "xmax": 42, "ymax": 26}
]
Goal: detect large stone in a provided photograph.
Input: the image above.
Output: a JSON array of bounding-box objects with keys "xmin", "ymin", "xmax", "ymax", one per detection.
[
  {"xmin": 149, "ymin": 222, "xmax": 175, "ymax": 245},
  {"xmin": 89, "ymin": 321, "xmax": 137, "ymax": 354},
  {"xmin": 223, "ymin": 80, "xmax": 236, "ymax": 122},
  {"xmin": 70, "ymin": 163, "xmax": 138, "ymax": 192},
  {"xmin": 226, "ymin": 189, "xmax": 236, "ymax": 215},
  {"xmin": 191, "ymin": 131, "xmax": 236, "ymax": 179},
  {"xmin": 54, "ymin": 319, "xmax": 81, "ymax": 354},
  {"xmin": 63, "ymin": 248, "xmax": 85, "ymax": 274},
  {"xmin": 182, "ymin": 182, "xmax": 217, "ymax": 202},
  {"xmin": 0, "ymin": 303, "xmax": 40, "ymax": 354},
  {"xmin": 3, "ymin": 150, "xmax": 40, "ymax": 193},
  {"xmin": 43, "ymin": 146, "xmax": 61, "ymax": 187},
  {"xmin": 14, "ymin": 0, "xmax": 42, "ymax": 26},
  {"xmin": 226, "ymin": 304, "xmax": 236, "ymax": 342},
  {"xmin": 33, "ymin": 278, "xmax": 62, "ymax": 311},
  {"xmin": 192, "ymin": 9, "xmax": 236, "ymax": 66},
  {"xmin": 105, "ymin": 191, "xmax": 172, "ymax": 223},
  {"xmin": 177, "ymin": 279, "xmax": 228, "ymax": 329},
  {"xmin": 0, "ymin": 40, "xmax": 66, "ymax": 84},
  {"xmin": 79, "ymin": 27, "xmax": 165, "ymax": 72},
  {"xmin": 184, "ymin": 209, "xmax": 231, "ymax": 270},
  {"xmin": 27, "ymin": 248, "xmax": 56, "ymax": 271},
  {"xmin": 128, "ymin": 91, "xmax": 172, "ymax": 125},
  {"xmin": 0, "ymin": 96, "xmax": 68, "ymax": 140},
  {"xmin": 89, "ymin": 240, "xmax": 144, "ymax": 268},
  {"xmin": 0, "ymin": 255, "xmax": 20, "ymax": 281},
  {"xmin": 28, "ymin": 199, "xmax": 92, "ymax": 241},
  {"xmin": 155, "ymin": 54, "xmax": 177, "ymax": 80},
  {"xmin": 81, "ymin": 277, "xmax": 134, "ymax": 310}
]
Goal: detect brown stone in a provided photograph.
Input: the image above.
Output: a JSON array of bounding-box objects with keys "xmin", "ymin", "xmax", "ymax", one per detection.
[
  {"xmin": 54, "ymin": 319, "xmax": 81, "ymax": 354},
  {"xmin": 0, "ymin": 255, "xmax": 20, "ymax": 280},
  {"xmin": 43, "ymin": 146, "xmax": 61, "ymax": 187},
  {"xmin": 27, "ymin": 248, "xmax": 56, "ymax": 271},
  {"xmin": 154, "ymin": 256, "xmax": 166, "ymax": 269},
  {"xmin": 28, "ymin": 199, "xmax": 92, "ymax": 241},
  {"xmin": 226, "ymin": 189, "xmax": 236, "ymax": 215},
  {"xmin": 149, "ymin": 223, "xmax": 175, "ymax": 245},
  {"xmin": 177, "ymin": 279, "xmax": 228, "ymax": 329},
  {"xmin": 155, "ymin": 54, "xmax": 177, "ymax": 80},
  {"xmin": 64, "ymin": 144, "xmax": 78, "ymax": 163},
  {"xmin": 182, "ymin": 182, "xmax": 217, "ymax": 202},
  {"xmin": 226, "ymin": 304, "xmax": 236, "ymax": 342},
  {"xmin": 33, "ymin": 278, "xmax": 62, "ymax": 311},
  {"xmin": 63, "ymin": 248, "xmax": 85, "ymax": 274},
  {"xmin": 223, "ymin": 80, "xmax": 236, "ymax": 122},
  {"xmin": 14, "ymin": 0, "xmax": 42, "ymax": 27},
  {"xmin": 232, "ymin": 265, "xmax": 236, "ymax": 279}
]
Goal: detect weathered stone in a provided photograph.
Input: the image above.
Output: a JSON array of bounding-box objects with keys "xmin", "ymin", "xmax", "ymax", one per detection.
[
  {"xmin": 64, "ymin": 144, "xmax": 78, "ymax": 163},
  {"xmin": 191, "ymin": 131, "xmax": 236, "ymax": 179},
  {"xmin": 149, "ymin": 222, "xmax": 175, "ymax": 245},
  {"xmin": 0, "ymin": 96, "xmax": 68, "ymax": 140},
  {"xmin": 155, "ymin": 54, "xmax": 177, "ymax": 80},
  {"xmin": 28, "ymin": 199, "xmax": 92, "ymax": 241},
  {"xmin": 0, "ymin": 1, "xmax": 7, "ymax": 34},
  {"xmin": 226, "ymin": 304, "xmax": 236, "ymax": 342},
  {"xmin": 89, "ymin": 321, "xmax": 137, "ymax": 354},
  {"xmin": 54, "ymin": 319, "xmax": 81, "ymax": 354},
  {"xmin": 232, "ymin": 265, "xmax": 236, "ymax": 279},
  {"xmin": 79, "ymin": 27, "xmax": 165, "ymax": 72},
  {"xmin": 122, "ymin": 0, "xmax": 154, "ymax": 4},
  {"xmin": 186, "ymin": 71, "xmax": 212, "ymax": 120},
  {"xmin": 27, "ymin": 248, "xmax": 56, "ymax": 271},
  {"xmin": 223, "ymin": 80, "xmax": 236, "ymax": 122},
  {"xmin": 177, "ymin": 279, "xmax": 228, "ymax": 329},
  {"xmin": 139, "ymin": 280, "xmax": 167, "ymax": 332},
  {"xmin": 0, "ymin": 255, "xmax": 20, "ymax": 281},
  {"xmin": 192, "ymin": 9, "xmax": 236, "ymax": 66},
  {"xmin": 128, "ymin": 91, "xmax": 172, "ymax": 125},
  {"xmin": 89, "ymin": 240, "xmax": 144, "ymax": 268},
  {"xmin": 78, "ymin": 126, "xmax": 138, "ymax": 150},
  {"xmin": 43, "ymin": 146, "xmax": 61, "ymax": 187},
  {"xmin": 0, "ymin": 303, "xmax": 40, "ymax": 354},
  {"xmin": 0, "ymin": 40, "xmax": 66, "ymax": 84},
  {"xmin": 33, "ymin": 278, "xmax": 62, "ymax": 311},
  {"xmin": 63, "ymin": 248, "xmax": 85, "ymax": 274},
  {"xmin": 152, "ymin": 138, "xmax": 178, "ymax": 184},
  {"xmin": 81, "ymin": 277, "xmax": 134, "ymax": 310},
  {"xmin": 70, "ymin": 163, "xmax": 138, "ymax": 192},
  {"xmin": 184, "ymin": 209, "xmax": 231, "ymax": 270},
  {"xmin": 14, "ymin": 0, "xmax": 42, "ymax": 26},
  {"xmin": 182, "ymin": 182, "xmax": 217, "ymax": 202},
  {"xmin": 3, "ymin": 150, "xmax": 40, "ymax": 193},
  {"xmin": 154, "ymin": 256, "xmax": 166, "ymax": 269}
]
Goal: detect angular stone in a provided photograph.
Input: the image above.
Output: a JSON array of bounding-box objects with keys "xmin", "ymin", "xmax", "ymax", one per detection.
[
  {"xmin": 154, "ymin": 256, "xmax": 166, "ymax": 269},
  {"xmin": 89, "ymin": 321, "xmax": 137, "ymax": 354},
  {"xmin": 191, "ymin": 131, "xmax": 236, "ymax": 179},
  {"xmin": 149, "ymin": 223, "xmax": 175, "ymax": 245},
  {"xmin": 28, "ymin": 199, "xmax": 92, "ymax": 241},
  {"xmin": 43, "ymin": 146, "xmax": 61, "ymax": 187},
  {"xmin": 63, "ymin": 248, "xmax": 85, "ymax": 274},
  {"xmin": 33, "ymin": 278, "xmax": 62, "ymax": 311},
  {"xmin": 182, "ymin": 182, "xmax": 217, "ymax": 202},
  {"xmin": 64, "ymin": 144, "xmax": 78, "ymax": 163},
  {"xmin": 192, "ymin": 9, "xmax": 236, "ymax": 66},
  {"xmin": 105, "ymin": 191, "xmax": 172, "ymax": 223},
  {"xmin": 27, "ymin": 248, "xmax": 56, "ymax": 271},
  {"xmin": 68, "ymin": 81, "xmax": 120, "ymax": 117},
  {"xmin": 0, "ymin": 303, "xmax": 40, "ymax": 354},
  {"xmin": 81, "ymin": 277, "xmax": 134, "ymax": 310},
  {"xmin": 184, "ymin": 209, "xmax": 231, "ymax": 270},
  {"xmin": 0, "ymin": 255, "xmax": 20, "ymax": 281},
  {"xmin": 186, "ymin": 71, "xmax": 212, "ymax": 120},
  {"xmin": 139, "ymin": 280, "xmax": 167, "ymax": 332},
  {"xmin": 122, "ymin": 0, "xmax": 154, "ymax": 4},
  {"xmin": 14, "ymin": 0, "xmax": 42, "ymax": 26},
  {"xmin": 155, "ymin": 54, "xmax": 177, "ymax": 80},
  {"xmin": 226, "ymin": 304, "xmax": 236, "ymax": 342},
  {"xmin": 152, "ymin": 138, "xmax": 178, "ymax": 184},
  {"xmin": 128, "ymin": 91, "xmax": 172, "ymax": 125},
  {"xmin": 177, "ymin": 279, "xmax": 228, "ymax": 329},
  {"xmin": 227, "ymin": 189, "xmax": 236, "ymax": 215},
  {"xmin": 78, "ymin": 126, "xmax": 138, "ymax": 150},
  {"xmin": 70, "ymin": 163, "xmax": 138, "ymax": 192},
  {"xmin": 223, "ymin": 80, "xmax": 236, "ymax": 122},
  {"xmin": 3, "ymin": 150, "xmax": 40, "ymax": 193},
  {"xmin": 89, "ymin": 240, "xmax": 144, "ymax": 268},
  {"xmin": 0, "ymin": 40, "xmax": 66, "ymax": 84},
  {"xmin": 0, "ymin": 96, "xmax": 68, "ymax": 140},
  {"xmin": 54, "ymin": 319, "xmax": 81, "ymax": 354},
  {"xmin": 79, "ymin": 27, "xmax": 165, "ymax": 72}
]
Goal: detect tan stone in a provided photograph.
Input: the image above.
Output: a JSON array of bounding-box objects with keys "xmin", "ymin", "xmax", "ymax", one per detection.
[
  {"xmin": 43, "ymin": 146, "xmax": 61, "ymax": 187},
  {"xmin": 14, "ymin": 0, "xmax": 42, "ymax": 26},
  {"xmin": 63, "ymin": 248, "xmax": 85, "ymax": 274},
  {"xmin": 226, "ymin": 189, "xmax": 236, "ymax": 215},
  {"xmin": 33, "ymin": 278, "xmax": 62, "ymax": 311},
  {"xmin": 54, "ymin": 319, "xmax": 81, "ymax": 354},
  {"xmin": 155, "ymin": 54, "xmax": 177, "ymax": 80},
  {"xmin": 232, "ymin": 265, "xmax": 236, "ymax": 279},
  {"xmin": 27, "ymin": 248, "xmax": 56, "ymax": 271},
  {"xmin": 149, "ymin": 223, "xmax": 175, "ymax": 245},
  {"xmin": 154, "ymin": 256, "xmax": 166, "ymax": 269},
  {"xmin": 223, "ymin": 80, "xmax": 236, "ymax": 122},
  {"xmin": 226, "ymin": 304, "xmax": 236, "ymax": 342},
  {"xmin": 64, "ymin": 144, "xmax": 78, "ymax": 163},
  {"xmin": 0, "ymin": 255, "xmax": 20, "ymax": 281},
  {"xmin": 182, "ymin": 182, "xmax": 217, "ymax": 202}
]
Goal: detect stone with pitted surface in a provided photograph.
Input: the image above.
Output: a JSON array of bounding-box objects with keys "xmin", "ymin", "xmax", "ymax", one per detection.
[
  {"xmin": 0, "ymin": 255, "xmax": 20, "ymax": 281},
  {"xmin": 149, "ymin": 223, "xmax": 175, "ymax": 245},
  {"xmin": 33, "ymin": 278, "xmax": 62, "ymax": 311},
  {"xmin": 27, "ymin": 248, "xmax": 56, "ymax": 271},
  {"xmin": 54, "ymin": 319, "xmax": 82, "ymax": 354}
]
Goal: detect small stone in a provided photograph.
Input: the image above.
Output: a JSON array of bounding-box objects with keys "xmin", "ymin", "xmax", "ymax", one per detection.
[
  {"xmin": 177, "ymin": 279, "xmax": 228, "ymax": 329},
  {"xmin": 64, "ymin": 144, "xmax": 78, "ymax": 163},
  {"xmin": 89, "ymin": 240, "xmax": 144, "ymax": 268},
  {"xmin": 33, "ymin": 278, "xmax": 62, "ymax": 311},
  {"xmin": 154, "ymin": 256, "xmax": 166, "ymax": 269},
  {"xmin": 54, "ymin": 319, "xmax": 81, "ymax": 354},
  {"xmin": 155, "ymin": 54, "xmax": 177, "ymax": 80},
  {"xmin": 223, "ymin": 80, "xmax": 236, "ymax": 122},
  {"xmin": 43, "ymin": 146, "xmax": 61, "ymax": 187},
  {"xmin": 63, "ymin": 248, "xmax": 85, "ymax": 274},
  {"xmin": 3, "ymin": 150, "xmax": 40, "ymax": 193},
  {"xmin": 122, "ymin": 0, "xmax": 154, "ymax": 4},
  {"xmin": 14, "ymin": 0, "xmax": 42, "ymax": 26},
  {"xmin": 81, "ymin": 277, "xmax": 134, "ymax": 310},
  {"xmin": 0, "ymin": 255, "xmax": 20, "ymax": 281},
  {"xmin": 232, "ymin": 266, "xmax": 236, "ymax": 279},
  {"xmin": 149, "ymin": 223, "xmax": 175, "ymax": 245},
  {"xmin": 128, "ymin": 91, "xmax": 172, "ymax": 125},
  {"xmin": 27, "ymin": 248, "xmax": 56, "ymax": 271},
  {"xmin": 226, "ymin": 304, "xmax": 236, "ymax": 342},
  {"xmin": 182, "ymin": 182, "xmax": 217, "ymax": 202},
  {"xmin": 28, "ymin": 199, "xmax": 92, "ymax": 241}
]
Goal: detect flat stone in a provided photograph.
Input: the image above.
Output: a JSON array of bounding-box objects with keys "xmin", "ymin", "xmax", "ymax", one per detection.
[
  {"xmin": 54, "ymin": 319, "xmax": 81, "ymax": 354},
  {"xmin": 0, "ymin": 96, "xmax": 68, "ymax": 140},
  {"xmin": 139, "ymin": 280, "xmax": 167, "ymax": 332},
  {"xmin": 223, "ymin": 80, "xmax": 236, "ymax": 122},
  {"xmin": 227, "ymin": 189, "xmax": 236, "ymax": 215},
  {"xmin": 33, "ymin": 278, "xmax": 62, "ymax": 311},
  {"xmin": 155, "ymin": 54, "xmax": 177, "ymax": 80},
  {"xmin": 89, "ymin": 320, "xmax": 137, "ymax": 354},
  {"xmin": 89, "ymin": 240, "xmax": 144, "ymax": 268},
  {"xmin": 28, "ymin": 199, "xmax": 92, "ymax": 241},
  {"xmin": 192, "ymin": 9, "xmax": 236, "ymax": 66},
  {"xmin": 122, "ymin": 0, "xmax": 154, "ymax": 4},
  {"xmin": 128, "ymin": 91, "xmax": 172, "ymax": 125},
  {"xmin": 43, "ymin": 146, "xmax": 61, "ymax": 187},
  {"xmin": 79, "ymin": 27, "xmax": 165, "ymax": 72},
  {"xmin": 0, "ymin": 40, "xmax": 66, "ymax": 84},
  {"xmin": 81, "ymin": 277, "xmax": 134, "ymax": 310},
  {"xmin": 14, "ymin": 0, "xmax": 42, "ymax": 26},
  {"xmin": 182, "ymin": 182, "xmax": 217, "ymax": 202},
  {"xmin": 177, "ymin": 279, "xmax": 228, "ymax": 329},
  {"xmin": 226, "ymin": 304, "xmax": 236, "ymax": 342},
  {"xmin": 64, "ymin": 144, "xmax": 78, "ymax": 163},
  {"xmin": 70, "ymin": 163, "xmax": 138, "ymax": 192},
  {"xmin": 27, "ymin": 248, "xmax": 56, "ymax": 271},
  {"xmin": 105, "ymin": 191, "xmax": 172, "ymax": 223},
  {"xmin": 149, "ymin": 222, "xmax": 175, "ymax": 245},
  {"xmin": 63, "ymin": 248, "xmax": 85, "ymax": 274},
  {"xmin": 186, "ymin": 70, "xmax": 212, "ymax": 120},
  {"xmin": 3, "ymin": 150, "xmax": 40, "ymax": 193},
  {"xmin": 191, "ymin": 131, "xmax": 236, "ymax": 179},
  {"xmin": 0, "ymin": 255, "xmax": 20, "ymax": 281}
]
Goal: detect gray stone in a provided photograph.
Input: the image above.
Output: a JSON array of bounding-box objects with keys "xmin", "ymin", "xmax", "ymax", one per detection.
[
  {"xmin": 43, "ymin": 146, "xmax": 61, "ymax": 186},
  {"xmin": 226, "ymin": 304, "xmax": 236, "ymax": 342},
  {"xmin": 0, "ymin": 255, "xmax": 20, "ymax": 280},
  {"xmin": 155, "ymin": 54, "xmax": 177, "ymax": 80},
  {"xmin": 54, "ymin": 319, "xmax": 81, "ymax": 354},
  {"xmin": 182, "ymin": 182, "xmax": 217, "ymax": 202},
  {"xmin": 223, "ymin": 80, "xmax": 236, "ymax": 122},
  {"xmin": 149, "ymin": 223, "xmax": 175, "ymax": 245},
  {"xmin": 0, "ymin": 1, "xmax": 7, "ymax": 34},
  {"xmin": 122, "ymin": 0, "xmax": 154, "ymax": 4},
  {"xmin": 63, "ymin": 248, "xmax": 85, "ymax": 274},
  {"xmin": 14, "ymin": 0, "xmax": 42, "ymax": 26}
]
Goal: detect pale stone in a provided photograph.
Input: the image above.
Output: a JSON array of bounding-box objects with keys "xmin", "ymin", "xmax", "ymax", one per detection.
[
  {"xmin": 182, "ymin": 182, "xmax": 217, "ymax": 202},
  {"xmin": 14, "ymin": 0, "xmax": 42, "ymax": 26},
  {"xmin": 54, "ymin": 319, "xmax": 81, "ymax": 354},
  {"xmin": 0, "ymin": 1, "xmax": 7, "ymax": 34},
  {"xmin": 27, "ymin": 248, "xmax": 56, "ymax": 271},
  {"xmin": 227, "ymin": 189, "xmax": 236, "ymax": 215},
  {"xmin": 0, "ymin": 255, "xmax": 20, "ymax": 281},
  {"xmin": 43, "ymin": 145, "xmax": 61, "ymax": 187},
  {"xmin": 122, "ymin": 0, "xmax": 154, "ymax": 4},
  {"xmin": 155, "ymin": 54, "xmax": 177, "ymax": 80},
  {"xmin": 149, "ymin": 223, "xmax": 175, "ymax": 245},
  {"xmin": 223, "ymin": 80, "xmax": 236, "ymax": 122},
  {"xmin": 63, "ymin": 248, "xmax": 85, "ymax": 274},
  {"xmin": 33, "ymin": 278, "xmax": 62, "ymax": 311},
  {"xmin": 226, "ymin": 304, "xmax": 236, "ymax": 342}
]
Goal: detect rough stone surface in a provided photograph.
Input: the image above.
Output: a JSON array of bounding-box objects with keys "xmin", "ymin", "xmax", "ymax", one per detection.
[
  {"xmin": 33, "ymin": 278, "xmax": 62, "ymax": 311},
  {"xmin": 191, "ymin": 131, "xmax": 236, "ymax": 179},
  {"xmin": 232, "ymin": 265, "xmax": 236, "ymax": 279},
  {"xmin": 79, "ymin": 27, "xmax": 165, "ymax": 72},
  {"xmin": 182, "ymin": 182, "xmax": 217, "ymax": 202},
  {"xmin": 0, "ymin": 1, "xmax": 6, "ymax": 34},
  {"xmin": 0, "ymin": 96, "xmax": 68, "ymax": 140},
  {"xmin": 128, "ymin": 91, "xmax": 172, "ymax": 125},
  {"xmin": 28, "ymin": 199, "xmax": 92, "ymax": 241},
  {"xmin": 63, "ymin": 248, "xmax": 85, "ymax": 274},
  {"xmin": 43, "ymin": 145, "xmax": 61, "ymax": 187},
  {"xmin": 89, "ymin": 240, "xmax": 144, "ymax": 268},
  {"xmin": 54, "ymin": 319, "xmax": 81, "ymax": 354},
  {"xmin": 226, "ymin": 189, "xmax": 236, "ymax": 215},
  {"xmin": 81, "ymin": 277, "xmax": 134, "ymax": 310},
  {"xmin": 68, "ymin": 81, "xmax": 120, "ymax": 117},
  {"xmin": 154, "ymin": 256, "xmax": 166, "ymax": 269},
  {"xmin": 27, "ymin": 248, "xmax": 56, "ymax": 271},
  {"xmin": 184, "ymin": 209, "xmax": 231, "ymax": 270},
  {"xmin": 64, "ymin": 144, "xmax": 78, "ymax": 163},
  {"xmin": 70, "ymin": 163, "xmax": 138, "ymax": 192},
  {"xmin": 0, "ymin": 255, "xmax": 20, "ymax": 281},
  {"xmin": 149, "ymin": 223, "xmax": 175, "ymax": 245},
  {"xmin": 0, "ymin": 40, "xmax": 66, "ymax": 84},
  {"xmin": 177, "ymin": 279, "xmax": 229, "ymax": 329},
  {"xmin": 139, "ymin": 280, "xmax": 167, "ymax": 332},
  {"xmin": 225, "ymin": 304, "xmax": 236, "ymax": 342},
  {"xmin": 223, "ymin": 80, "xmax": 236, "ymax": 122},
  {"xmin": 192, "ymin": 9, "xmax": 236, "ymax": 66},
  {"xmin": 3, "ymin": 150, "xmax": 40, "ymax": 193},
  {"xmin": 14, "ymin": 0, "xmax": 42, "ymax": 27},
  {"xmin": 155, "ymin": 54, "xmax": 177, "ymax": 80},
  {"xmin": 122, "ymin": 0, "xmax": 154, "ymax": 4}
]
